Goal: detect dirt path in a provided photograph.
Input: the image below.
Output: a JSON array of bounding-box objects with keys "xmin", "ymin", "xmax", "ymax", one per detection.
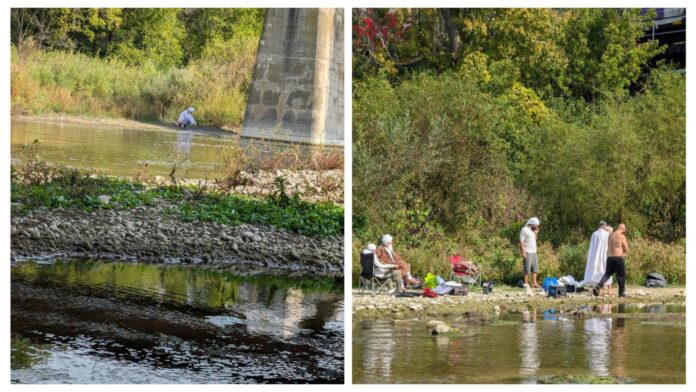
[{"xmin": 352, "ymin": 286, "xmax": 686, "ymax": 321}]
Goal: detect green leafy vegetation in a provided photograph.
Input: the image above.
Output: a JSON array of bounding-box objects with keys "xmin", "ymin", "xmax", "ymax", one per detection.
[
  {"xmin": 352, "ymin": 9, "xmax": 684, "ymax": 284},
  {"xmin": 10, "ymin": 8, "xmax": 264, "ymax": 128},
  {"xmin": 12, "ymin": 145, "xmax": 343, "ymax": 237}
]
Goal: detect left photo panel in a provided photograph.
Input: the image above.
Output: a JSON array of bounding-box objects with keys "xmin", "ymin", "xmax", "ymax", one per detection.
[{"xmin": 10, "ymin": 8, "xmax": 344, "ymax": 384}]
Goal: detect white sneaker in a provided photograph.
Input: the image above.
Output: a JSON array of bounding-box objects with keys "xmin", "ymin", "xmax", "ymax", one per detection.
[
  {"xmin": 523, "ymin": 283, "xmax": 532, "ymax": 296},
  {"xmin": 388, "ymin": 288, "xmax": 397, "ymax": 295}
]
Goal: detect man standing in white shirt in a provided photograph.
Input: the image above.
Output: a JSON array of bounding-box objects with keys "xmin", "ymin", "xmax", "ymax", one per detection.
[{"xmin": 519, "ymin": 217, "xmax": 540, "ymax": 288}]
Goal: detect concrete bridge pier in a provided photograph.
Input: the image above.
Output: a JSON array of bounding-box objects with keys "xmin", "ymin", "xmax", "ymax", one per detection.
[{"xmin": 241, "ymin": 8, "xmax": 344, "ymax": 146}]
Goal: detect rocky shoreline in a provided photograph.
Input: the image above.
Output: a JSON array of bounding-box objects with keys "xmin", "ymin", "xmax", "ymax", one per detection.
[
  {"xmin": 352, "ymin": 287, "xmax": 686, "ymax": 321},
  {"xmin": 11, "ymin": 206, "xmax": 344, "ymax": 277}
]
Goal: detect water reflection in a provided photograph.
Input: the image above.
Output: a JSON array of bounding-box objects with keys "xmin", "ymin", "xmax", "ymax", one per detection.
[
  {"xmin": 359, "ymin": 321, "xmax": 395, "ymax": 379},
  {"xmin": 353, "ymin": 302, "xmax": 685, "ymax": 384},
  {"xmin": 519, "ymin": 309, "xmax": 540, "ymax": 379},
  {"xmin": 584, "ymin": 304, "xmax": 613, "ymax": 376},
  {"xmin": 11, "ymin": 260, "xmax": 344, "ymax": 383},
  {"xmin": 176, "ymin": 131, "xmax": 194, "ymax": 155},
  {"xmin": 11, "ymin": 119, "xmax": 329, "ymax": 178}
]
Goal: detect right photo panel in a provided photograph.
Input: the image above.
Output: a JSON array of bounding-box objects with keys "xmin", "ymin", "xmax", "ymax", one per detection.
[{"xmin": 352, "ymin": 8, "xmax": 685, "ymax": 384}]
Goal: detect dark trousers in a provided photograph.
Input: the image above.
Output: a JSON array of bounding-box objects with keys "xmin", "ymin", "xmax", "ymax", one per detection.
[{"xmin": 597, "ymin": 256, "xmax": 626, "ymax": 296}]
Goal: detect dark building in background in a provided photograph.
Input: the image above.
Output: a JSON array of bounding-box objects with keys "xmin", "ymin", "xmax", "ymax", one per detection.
[{"xmin": 641, "ymin": 8, "xmax": 685, "ymax": 70}]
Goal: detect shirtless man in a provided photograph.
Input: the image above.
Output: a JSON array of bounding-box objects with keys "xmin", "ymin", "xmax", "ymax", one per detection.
[{"xmin": 593, "ymin": 223, "xmax": 629, "ymax": 298}]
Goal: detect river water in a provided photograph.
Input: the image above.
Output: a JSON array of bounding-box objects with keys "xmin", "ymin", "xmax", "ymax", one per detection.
[
  {"xmin": 11, "ymin": 259, "xmax": 344, "ymax": 384},
  {"xmin": 353, "ymin": 303, "xmax": 685, "ymax": 384},
  {"xmin": 11, "ymin": 118, "xmax": 317, "ymax": 178}
]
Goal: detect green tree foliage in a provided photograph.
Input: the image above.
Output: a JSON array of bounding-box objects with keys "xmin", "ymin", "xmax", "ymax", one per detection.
[
  {"xmin": 353, "ymin": 8, "xmax": 684, "ymax": 283},
  {"xmin": 353, "ymin": 8, "xmax": 664, "ymax": 101},
  {"xmin": 106, "ymin": 9, "xmax": 184, "ymax": 69},
  {"xmin": 178, "ymin": 8, "xmax": 264, "ymax": 63},
  {"xmin": 11, "ymin": 8, "xmax": 264, "ymax": 70}
]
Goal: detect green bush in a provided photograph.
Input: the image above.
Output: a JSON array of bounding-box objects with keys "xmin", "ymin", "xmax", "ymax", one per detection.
[
  {"xmin": 11, "ymin": 46, "xmax": 256, "ymax": 128},
  {"xmin": 352, "ymin": 235, "xmax": 685, "ymax": 285}
]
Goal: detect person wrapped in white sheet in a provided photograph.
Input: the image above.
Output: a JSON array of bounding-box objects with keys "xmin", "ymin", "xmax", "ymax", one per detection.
[{"xmin": 582, "ymin": 221, "xmax": 613, "ymax": 295}]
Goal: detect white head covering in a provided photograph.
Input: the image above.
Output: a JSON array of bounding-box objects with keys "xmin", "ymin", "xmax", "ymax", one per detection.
[
  {"xmin": 187, "ymin": 107, "xmax": 195, "ymax": 113},
  {"xmin": 381, "ymin": 234, "xmax": 393, "ymax": 245},
  {"xmin": 527, "ymin": 217, "xmax": 540, "ymax": 226},
  {"xmin": 367, "ymin": 243, "xmax": 376, "ymax": 251}
]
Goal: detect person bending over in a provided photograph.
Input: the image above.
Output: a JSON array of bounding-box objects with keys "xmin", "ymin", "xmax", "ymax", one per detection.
[{"xmin": 177, "ymin": 106, "xmax": 197, "ymax": 128}]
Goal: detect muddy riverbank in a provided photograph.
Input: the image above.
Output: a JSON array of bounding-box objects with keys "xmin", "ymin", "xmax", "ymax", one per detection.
[
  {"xmin": 352, "ymin": 287, "xmax": 686, "ymax": 321},
  {"xmin": 11, "ymin": 206, "xmax": 343, "ymax": 277},
  {"xmin": 13, "ymin": 114, "xmax": 238, "ymax": 134}
]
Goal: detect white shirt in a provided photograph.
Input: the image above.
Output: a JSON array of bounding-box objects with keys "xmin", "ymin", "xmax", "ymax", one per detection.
[
  {"xmin": 520, "ymin": 226, "xmax": 537, "ymax": 254},
  {"xmin": 178, "ymin": 110, "xmax": 197, "ymax": 126}
]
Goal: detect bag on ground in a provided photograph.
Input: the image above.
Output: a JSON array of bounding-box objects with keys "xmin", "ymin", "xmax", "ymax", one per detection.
[
  {"xmin": 645, "ymin": 272, "xmax": 667, "ymax": 288},
  {"xmin": 542, "ymin": 277, "xmax": 558, "ymax": 293}
]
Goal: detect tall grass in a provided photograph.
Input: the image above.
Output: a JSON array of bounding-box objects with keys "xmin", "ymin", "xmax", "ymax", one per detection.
[
  {"xmin": 352, "ymin": 235, "xmax": 685, "ymax": 285},
  {"xmin": 11, "ymin": 43, "xmax": 256, "ymax": 128}
]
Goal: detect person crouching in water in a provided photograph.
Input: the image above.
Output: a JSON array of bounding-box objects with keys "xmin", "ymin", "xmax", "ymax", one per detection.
[
  {"xmin": 375, "ymin": 235, "xmax": 420, "ymax": 287},
  {"xmin": 177, "ymin": 107, "xmax": 197, "ymax": 128}
]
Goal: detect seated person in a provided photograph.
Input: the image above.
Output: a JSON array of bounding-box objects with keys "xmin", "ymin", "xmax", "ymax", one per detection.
[
  {"xmin": 375, "ymin": 234, "xmax": 420, "ymax": 287},
  {"xmin": 177, "ymin": 106, "xmax": 197, "ymax": 128},
  {"xmin": 363, "ymin": 243, "xmax": 403, "ymax": 294}
]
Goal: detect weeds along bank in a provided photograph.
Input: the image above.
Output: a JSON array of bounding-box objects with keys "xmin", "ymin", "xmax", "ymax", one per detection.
[
  {"xmin": 11, "ymin": 46, "xmax": 253, "ymax": 128},
  {"xmin": 11, "ymin": 151, "xmax": 344, "ymax": 276},
  {"xmin": 351, "ymin": 236, "xmax": 685, "ymax": 286}
]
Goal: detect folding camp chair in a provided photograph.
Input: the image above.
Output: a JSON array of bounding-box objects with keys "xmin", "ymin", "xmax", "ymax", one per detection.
[
  {"xmin": 358, "ymin": 252, "xmax": 392, "ymax": 295},
  {"xmin": 448, "ymin": 255, "xmax": 482, "ymax": 286}
]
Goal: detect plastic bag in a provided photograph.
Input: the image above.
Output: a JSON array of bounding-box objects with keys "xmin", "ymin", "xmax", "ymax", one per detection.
[
  {"xmin": 424, "ymin": 273, "xmax": 438, "ymax": 289},
  {"xmin": 542, "ymin": 276, "xmax": 558, "ymax": 293}
]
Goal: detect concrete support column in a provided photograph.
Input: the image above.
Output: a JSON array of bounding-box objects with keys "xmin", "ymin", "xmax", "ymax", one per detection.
[{"xmin": 309, "ymin": 8, "xmax": 335, "ymax": 145}]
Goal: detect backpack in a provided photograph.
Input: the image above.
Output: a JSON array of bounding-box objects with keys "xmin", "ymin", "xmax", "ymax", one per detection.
[
  {"xmin": 645, "ymin": 272, "xmax": 667, "ymax": 288},
  {"xmin": 542, "ymin": 277, "xmax": 558, "ymax": 293}
]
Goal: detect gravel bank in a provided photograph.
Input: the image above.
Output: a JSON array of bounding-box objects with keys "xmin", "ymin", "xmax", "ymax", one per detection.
[
  {"xmin": 352, "ymin": 287, "xmax": 686, "ymax": 321},
  {"xmin": 11, "ymin": 206, "xmax": 344, "ymax": 277}
]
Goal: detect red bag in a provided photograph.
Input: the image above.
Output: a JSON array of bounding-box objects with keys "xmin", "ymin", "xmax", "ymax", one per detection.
[
  {"xmin": 422, "ymin": 287, "xmax": 438, "ymax": 298},
  {"xmin": 453, "ymin": 262, "xmax": 478, "ymax": 275}
]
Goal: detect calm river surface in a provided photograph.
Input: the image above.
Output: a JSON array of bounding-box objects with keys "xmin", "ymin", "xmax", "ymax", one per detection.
[
  {"xmin": 11, "ymin": 259, "xmax": 344, "ymax": 384},
  {"xmin": 11, "ymin": 119, "xmax": 312, "ymax": 178},
  {"xmin": 353, "ymin": 303, "xmax": 684, "ymax": 384}
]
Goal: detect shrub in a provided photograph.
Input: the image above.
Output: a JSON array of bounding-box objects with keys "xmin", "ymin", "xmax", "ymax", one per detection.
[{"xmin": 11, "ymin": 47, "xmax": 256, "ymax": 128}]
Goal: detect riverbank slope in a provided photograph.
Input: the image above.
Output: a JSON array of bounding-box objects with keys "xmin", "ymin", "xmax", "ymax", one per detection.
[{"xmin": 11, "ymin": 163, "xmax": 344, "ymax": 277}]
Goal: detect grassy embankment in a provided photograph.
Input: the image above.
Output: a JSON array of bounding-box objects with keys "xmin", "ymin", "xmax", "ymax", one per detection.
[{"xmin": 11, "ymin": 46, "xmax": 252, "ymax": 129}]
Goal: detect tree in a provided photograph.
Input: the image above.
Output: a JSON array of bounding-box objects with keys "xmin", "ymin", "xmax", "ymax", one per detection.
[
  {"xmin": 353, "ymin": 8, "xmax": 665, "ymax": 101},
  {"xmin": 178, "ymin": 8, "xmax": 264, "ymax": 64},
  {"xmin": 106, "ymin": 8, "xmax": 184, "ymax": 69}
]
